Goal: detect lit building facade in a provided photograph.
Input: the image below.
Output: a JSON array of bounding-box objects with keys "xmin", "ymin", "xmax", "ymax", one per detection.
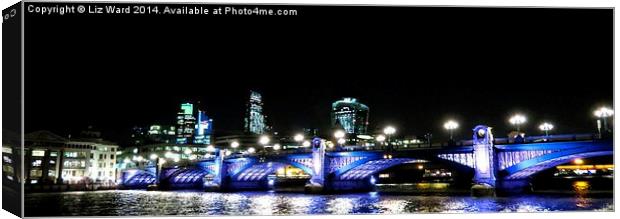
[
  {"xmin": 118, "ymin": 143, "xmax": 214, "ymax": 170},
  {"xmin": 194, "ymin": 110, "xmax": 213, "ymax": 145},
  {"xmin": 175, "ymin": 102, "xmax": 214, "ymax": 145},
  {"xmin": 331, "ymin": 97, "xmax": 370, "ymax": 135},
  {"xmin": 130, "ymin": 125, "xmax": 177, "ymax": 145},
  {"xmin": 22, "ymin": 131, "xmax": 119, "ymax": 185},
  {"xmin": 147, "ymin": 125, "xmax": 177, "ymax": 143},
  {"xmin": 2, "ymin": 130, "xmax": 21, "ymax": 184},
  {"xmin": 244, "ymin": 90, "xmax": 267, "ymax": 134},
  {"xmin": 176, "ymin": 103, "xmax": 197, "ymax": 144}
]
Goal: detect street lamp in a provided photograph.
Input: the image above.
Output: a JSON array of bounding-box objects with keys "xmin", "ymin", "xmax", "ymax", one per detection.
[
  {"xmin": 334, "ymin": 130, "xmax": 346, "ymax": 147},
  {"xmin": 273, "ymin": 144, "xmax": 281, "ymax": 151},
  {"xmin": 247, "ymin": 147, "xmax": 256, "ymax": 154},
  {"xmin": 259, "ymin": 135, "xmax": 270, "ymax": 146},
  {"xmin": 334, "ymin": 130, "xmax": 346, "ymax": 139},
  {"xmin": 294, "ymin": 134, "xmax": 304, "ymax": 143},
  {"xmin": 539, "ymin": 122, "xmax": 554, "ymax": 136},
  {"xmin": 443, "ymin": 120, "xmax": 459, "ymax": 140},
  {"xmin": 383, "ymin": 126, "xmax": 396, "ymax": 152},
  {"xmin": 383, "ymin": 126, "xmax": 396, "ymax": 142},
  {"xmin": 509, "ymin": 114, "xmax": 526, "ymax": 132},
  {"xmin": 383, "ymin": 126, "xmax": 396, "ymax": 136},
  {"xmin": 230, "ymin": 141, "xmax": 240, "ymax": 149},
  {"xmin": 594, "ymin": 107, "xmax": 613, "ymax": 137}
]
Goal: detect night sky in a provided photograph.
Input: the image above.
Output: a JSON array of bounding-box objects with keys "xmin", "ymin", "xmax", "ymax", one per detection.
[{"xmin": 23, "ymin": 4, "xmax": 613, "ymax": 144}]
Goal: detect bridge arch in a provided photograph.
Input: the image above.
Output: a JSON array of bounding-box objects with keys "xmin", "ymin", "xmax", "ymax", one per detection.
[
  {"xmin": 501, "ymin": 145, "xmax": 613, "ymax": 180},
  {"xmin": 121, "ymin": 169, "xmax": 156, "ymax": 188},
  {"xmin": 163, "ymin": 168, "xmax": 214, "ymax": 188},
  {"xmin": 230, "ymin": 160, "xmax": 313, "ymax": 182},
  {"xmin": 330, "ymin": 149, "xmax": 476, "ymax": 181}
]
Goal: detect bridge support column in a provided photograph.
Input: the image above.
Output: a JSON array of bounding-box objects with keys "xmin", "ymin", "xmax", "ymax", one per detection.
[
  {"xmin": 471, "ymin": 125, "xmax": 496, "ymax": 197},
  {"xmin": 204, "ymin": 150, "xmax": 228, "ymax": 192},
  {"xmin": 305, "ymin": 137, "xmax": 327, "ymax": 193}
]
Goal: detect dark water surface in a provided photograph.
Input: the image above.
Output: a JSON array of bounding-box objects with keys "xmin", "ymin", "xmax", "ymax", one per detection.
[{"xmin": 25, "ymin": 186, "xmax": 613, "ymax": 216}]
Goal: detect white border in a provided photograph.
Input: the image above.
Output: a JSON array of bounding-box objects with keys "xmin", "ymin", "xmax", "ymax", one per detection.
[{"xmin": 1, "ymin": 1, "xmax": 618, "ymax": 219}]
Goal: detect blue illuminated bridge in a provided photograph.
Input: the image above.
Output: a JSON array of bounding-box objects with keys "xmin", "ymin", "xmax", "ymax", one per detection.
[{"xmin": 120, "ymin": 126, "xmax": 612, "ymax": 195}]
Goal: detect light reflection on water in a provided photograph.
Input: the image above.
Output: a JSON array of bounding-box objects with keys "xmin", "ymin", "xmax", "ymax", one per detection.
[{"xmin": 25, "ymin": 186, "xmax": 613, "ymax": 216}]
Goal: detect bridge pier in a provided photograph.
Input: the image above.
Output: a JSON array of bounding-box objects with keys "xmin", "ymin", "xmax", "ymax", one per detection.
[
  {"xmin": 204, "ymin": 150, "xmax": 227, "ymax": 192},
  {"xmin": 471, "ymin": 125, "xmax": 497, "ymax": 197},
  {"xmin": 305, "ymin": 138, "xmax": 327, "ymax": 193}
]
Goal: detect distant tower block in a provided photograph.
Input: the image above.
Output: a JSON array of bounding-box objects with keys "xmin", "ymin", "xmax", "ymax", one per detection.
[
  {"xmin": 331, "ymin": 98, "xmax": 370, "ymax": 135},
  {"xmin": 244, "ymin": 90, "xmax": 267, "ymax": 134}
]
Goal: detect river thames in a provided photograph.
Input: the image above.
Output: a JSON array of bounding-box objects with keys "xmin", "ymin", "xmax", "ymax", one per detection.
[{"xmin": 24, "ymin": 182, "xmax": 613, "ymax": 216}]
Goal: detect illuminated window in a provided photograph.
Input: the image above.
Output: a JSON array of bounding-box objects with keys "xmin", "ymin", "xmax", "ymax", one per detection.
[
  {"xmin": 3, "ymin": 156, "xmax": 12, "ymax": 164},
  {"xmin": 2, "ymin": 147, "xmax": 12, "ymax": 154},
  {"xmin": 32, "ymin": 160, "xmax": 42, "ymax": 167},
  {"xmin": 30, "ymin": 170, "xmax": 42, "ymax": 178},
  {"xmin": 32, "ymin": 150, "xmax": 45, "ymax": 157}
]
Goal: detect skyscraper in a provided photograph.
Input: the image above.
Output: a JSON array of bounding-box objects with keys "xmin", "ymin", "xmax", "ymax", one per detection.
[
  {"xmin": 176, "ymin": 103, "xmax": 196, "ymax": 144},
  {"xmin": 331, "ymin": 97, "xmax": 370, "ymax": 135},
  {"xmin": 244, "ymin": 90, "xmax": 267, "ymax": 134},
  {"xmin": 175, "ymin": 102, "xmax": 214, "ymax": 145},
  {"xmin": 194, "ymin": 110, "xmax": 213, "ymax": 145}
]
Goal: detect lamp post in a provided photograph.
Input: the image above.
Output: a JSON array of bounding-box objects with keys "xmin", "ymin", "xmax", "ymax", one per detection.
[
  {"xmin": 443, "ymin": 120, "xmax": 459, "ymax": 141},
  {"xmin": 230, "ymin": 141, "xmax": 239, "ymax": 152},
  {"xmin": 247, "ymin": 147, "xmax": 256, "ymax": 154},
  {"xmin": 334, "ymin": 130, "xmax": 346, "ymax": 148},
  {"xmin": 594, "ymin": 107, "xmax": 613, "ymax": 137},
  {"xmin": 383, "ymin": 126, "xmax": 396, "ymax": 152},
  {"xmin": 259, "ymin": 135, "xmax": 270, "ymax": 153},
  {"xmin": 539, "ymin": 122, "xmax": 554, "ymax": 136},
  {"xmin": 149, "ymin": 154, "xmax": 164, "ymax": 186},
  {"xmin": 259, "ymin": 136, "xmax": 270, "ymax": 145},
  {"xmin": 375, "ymin": 134, "xmax": 386, "ymax": 148},
  {"xmin": 294, "ymin": 134, "xmax": 304, "ymax": 143},
  {"xmin": 509, "ymin": 114, "xmax": 526, "ymax": 132}
]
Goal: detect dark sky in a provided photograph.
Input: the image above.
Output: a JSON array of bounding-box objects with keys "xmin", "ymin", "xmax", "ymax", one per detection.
[{"xmin": 24, "ymin": 4, "xmax": 613, "ymax": 144}]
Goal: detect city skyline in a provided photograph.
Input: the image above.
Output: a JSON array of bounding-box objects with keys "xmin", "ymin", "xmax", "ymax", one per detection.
[{"xmin": 24, "ymin": 89, "xmax": 612, "ymax": 145}]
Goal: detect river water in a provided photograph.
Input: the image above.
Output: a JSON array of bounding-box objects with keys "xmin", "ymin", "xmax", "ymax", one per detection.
[{"xmin": 25, "ymin": 183, "xmax": 613, "ymax": 216}]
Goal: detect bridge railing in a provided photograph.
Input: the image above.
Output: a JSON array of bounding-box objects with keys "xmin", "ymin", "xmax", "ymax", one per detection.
[{"xmin": 327, "ymin": 133, "xmax": 599, "ymax": 152}]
